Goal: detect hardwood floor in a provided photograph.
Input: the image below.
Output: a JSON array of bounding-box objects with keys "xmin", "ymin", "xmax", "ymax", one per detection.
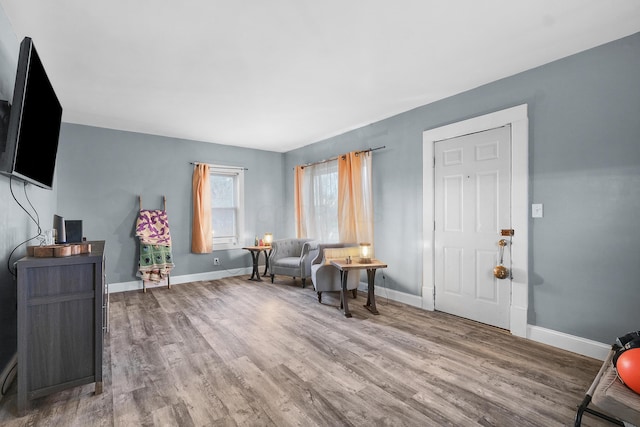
[{"xmin": 0, "ymin": 275, "xmax": 611, "ymax": 426}]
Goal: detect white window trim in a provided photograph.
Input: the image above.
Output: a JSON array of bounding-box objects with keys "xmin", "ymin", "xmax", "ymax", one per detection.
[{"xmin": 210, "ymin": 164, "xmax": 245, "ymax": 251}]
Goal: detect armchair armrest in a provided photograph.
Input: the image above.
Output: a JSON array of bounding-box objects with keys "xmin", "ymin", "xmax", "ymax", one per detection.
[
  {"xmin": 301, "ymin": 240, "xmax": 319, "ymax": 258},
  {"xmin": 300, "ymin": 240, "xmax": 319, "ymax": 278}
]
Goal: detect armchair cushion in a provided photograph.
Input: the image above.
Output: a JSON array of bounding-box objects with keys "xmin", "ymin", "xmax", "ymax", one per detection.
[{"xmin": 275, "ymin": 257, "xmax": 303, "ymax": 269}]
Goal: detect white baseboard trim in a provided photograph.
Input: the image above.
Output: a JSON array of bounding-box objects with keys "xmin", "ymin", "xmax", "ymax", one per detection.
[
  {"xmin": 0, "ymin": 353, "xmax": 17, "ymax": 402},
  {"xmin": 109, "ymin": 267, "xmax": 252, "ymax": 293},
  {"xmin": 527, "ymin": 325, "xmax": 610, "ymax": 361},
  {"xmin": 357, "ymin": 282, "xmax": 423, "ymax": 309}
]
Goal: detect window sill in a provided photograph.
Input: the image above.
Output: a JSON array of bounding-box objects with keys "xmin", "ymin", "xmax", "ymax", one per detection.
[{"xmin": 212, "ymin": 241, "xmax": 241, "ymax": 251}]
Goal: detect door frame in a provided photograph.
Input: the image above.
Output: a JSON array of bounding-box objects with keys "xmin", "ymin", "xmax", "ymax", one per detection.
[{"xmin": 422, "ymin": 104, "xmax": 529, "ymax": 337}]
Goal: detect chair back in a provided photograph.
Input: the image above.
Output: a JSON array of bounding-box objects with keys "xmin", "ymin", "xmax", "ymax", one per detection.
[
  {"xmin": 313, "ymin": 243, "xmax": 358, "ymax": 265},
  {"xmin": 272, "ymin": 238, "xmax": 314, "ymax": 257}
]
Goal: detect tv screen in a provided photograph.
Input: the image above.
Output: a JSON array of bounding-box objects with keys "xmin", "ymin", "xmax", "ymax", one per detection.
[{"xmin": 0, "ymin": 37, "xmax": 62, "ymax": 189}]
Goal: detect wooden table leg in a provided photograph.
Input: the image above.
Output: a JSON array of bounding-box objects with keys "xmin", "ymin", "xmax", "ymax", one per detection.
[
  {"xmin": 262, "ymin": 249, "xmax": 271, "ymax": 277},
  {"xmin": 364, "ymin": 268, "xmax": 379, "ymax": 315},
  {"xmin": 340, "ymin": 270, "xmax": 352, "ymax": 318},
  {"xmin": 248, "ymin": 251, "xmax": 262, "ymax": 281}
]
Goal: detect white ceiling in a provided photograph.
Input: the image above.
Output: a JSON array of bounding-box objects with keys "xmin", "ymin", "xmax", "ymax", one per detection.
[{"xmin": 1, "ymin": 1, "xmax": 639, "ymax": 152}]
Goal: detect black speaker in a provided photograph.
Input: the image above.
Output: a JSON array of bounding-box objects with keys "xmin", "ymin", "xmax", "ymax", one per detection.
[
  {"xmin": 53, "ymin": 214, "xmax": 66, "ymax": 243},
  {"xmin": 65, "ymin": 220, "xmax": 83, "ymax": 243}
]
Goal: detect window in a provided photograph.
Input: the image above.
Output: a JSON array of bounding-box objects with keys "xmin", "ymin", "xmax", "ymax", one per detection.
[
  {"xmin": 296, "ymin": 151, "xmax": 373, "ymax": 244},
  {"xmin": 210, "ymin": 165, "xmax": 244, "ymax": 250}
]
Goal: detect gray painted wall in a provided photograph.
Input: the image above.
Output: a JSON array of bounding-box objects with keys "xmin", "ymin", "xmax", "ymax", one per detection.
[
  {"xmin": 284, "ymin": 32, "xmax": 640, "ymax": 344},
  {"xmin": 0, "ymin": 7, "xmax": 58, "ymax": 376},
  {"xmin": 57, "ymin": 124, "xmax": 286, "ymax": 284}
]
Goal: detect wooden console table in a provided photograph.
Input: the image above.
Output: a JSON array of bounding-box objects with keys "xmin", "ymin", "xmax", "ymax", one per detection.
[
  {"xmin": 242, "ymin": 246, "xmax": 272, "ymax": 281},
  {"xmin": 330, "ymin": 258, "xmax": 387, "ymax": 318}
]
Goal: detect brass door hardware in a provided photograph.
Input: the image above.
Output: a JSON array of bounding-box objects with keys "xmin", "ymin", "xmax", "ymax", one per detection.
[{"xmin": 493, "ymin": 239, "xmax": 510, "ymax": 279}]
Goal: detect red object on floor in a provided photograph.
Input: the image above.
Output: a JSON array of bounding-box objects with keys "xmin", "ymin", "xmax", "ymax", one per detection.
[{"xmin": 617, "ymin": 348, "xmax": 640, "ymax": 394}]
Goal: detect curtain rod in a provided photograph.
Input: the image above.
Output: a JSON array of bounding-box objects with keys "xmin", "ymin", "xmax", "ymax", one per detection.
[
  {"xmin": 297, "ymin": 146, "xmax": 386, "ymax": 169},
  {"xmin": 189, "ymin": 162, "xmax": 248, "ymax": 171}
]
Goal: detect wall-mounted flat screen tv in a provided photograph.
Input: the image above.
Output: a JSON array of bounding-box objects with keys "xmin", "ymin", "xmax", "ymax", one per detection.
[{"xmin": 0, "ymin": 36, "xmax": 62, "ymax": 190}]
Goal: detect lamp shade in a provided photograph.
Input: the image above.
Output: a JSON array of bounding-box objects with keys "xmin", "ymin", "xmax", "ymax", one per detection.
[{"xmin": 263, "ymin": 233, "xmax": 273, "ymax": 246}]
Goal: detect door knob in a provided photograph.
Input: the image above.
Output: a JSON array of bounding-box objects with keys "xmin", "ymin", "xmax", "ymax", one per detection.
[{"xmin": 493, "ymin": 264, "xmax": 509, "ymax": 279}]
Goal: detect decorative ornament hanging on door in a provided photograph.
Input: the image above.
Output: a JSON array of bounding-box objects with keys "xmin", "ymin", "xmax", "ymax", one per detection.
[{"xmin": 493, "ymin": 239, "xmax": 510, "ymax": 279}]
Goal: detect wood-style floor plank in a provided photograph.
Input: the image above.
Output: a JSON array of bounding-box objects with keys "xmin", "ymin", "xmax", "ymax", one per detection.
[{"xmin": 0, "ymin": 275, "xmax": 613, "ymax": 426}]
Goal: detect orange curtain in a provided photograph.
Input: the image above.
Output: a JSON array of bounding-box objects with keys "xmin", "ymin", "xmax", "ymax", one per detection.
[
  {"xmin": 294, "ymin": 165, "xmax": 306, "ymax": 238},
  {"xmin": 338, "ymin": 151, "xmax": 373, "ymax": 246},
  {"xmin": 191, "ymin": 164, "xmax": 212, "ymax": 253}
]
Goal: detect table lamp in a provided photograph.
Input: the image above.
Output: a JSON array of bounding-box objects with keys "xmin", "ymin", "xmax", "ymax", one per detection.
[
  {"xmin": 359, "ymin": 243, "xmax": 372, "ymax": 264},
  {"xmin": 263, "ymin": 233, "xmax": 273, "ymax": 246}
]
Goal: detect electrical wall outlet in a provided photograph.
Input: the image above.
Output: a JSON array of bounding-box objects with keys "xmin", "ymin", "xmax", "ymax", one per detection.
[{"xmin": 213, "ymin": 257, "xmax": 220, "ymax": 265}]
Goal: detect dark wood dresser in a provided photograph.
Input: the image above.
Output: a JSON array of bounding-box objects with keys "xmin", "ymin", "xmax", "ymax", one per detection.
[{"xmin": 16, "ymin": 241, "xmax": 106, "ymax": 415}]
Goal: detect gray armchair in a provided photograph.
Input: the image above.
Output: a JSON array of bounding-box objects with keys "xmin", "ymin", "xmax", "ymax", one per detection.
[
  {"xmin": 311, "ymin": 243, "xmax": 360, "ymax": 303},
  {"xmin": 269, "ymin": 238, "xmax": 319, "ymax": 287}
]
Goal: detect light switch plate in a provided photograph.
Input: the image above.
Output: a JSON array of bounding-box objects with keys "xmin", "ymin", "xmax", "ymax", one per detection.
[{"xmin": 532, "ymin": 203, "xmax": 543, "ymax": 218}]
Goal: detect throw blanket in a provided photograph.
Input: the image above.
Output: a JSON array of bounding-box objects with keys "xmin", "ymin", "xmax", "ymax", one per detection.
[
  {"xmin": 136, "ymin": 209, "xmax": 174, "ymax": 283},
  {"xmin": 135, "ymin": 209, "xmax": 172, "ymax": 245},
  {"xmin": 138, "ymin": 243, "xmax": 173, "ymax": 282}
]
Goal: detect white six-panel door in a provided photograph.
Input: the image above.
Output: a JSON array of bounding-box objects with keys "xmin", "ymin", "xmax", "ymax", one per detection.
[{"xmin": 434, "ymin": 125, "xmax": 511, "ymax": 329}]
